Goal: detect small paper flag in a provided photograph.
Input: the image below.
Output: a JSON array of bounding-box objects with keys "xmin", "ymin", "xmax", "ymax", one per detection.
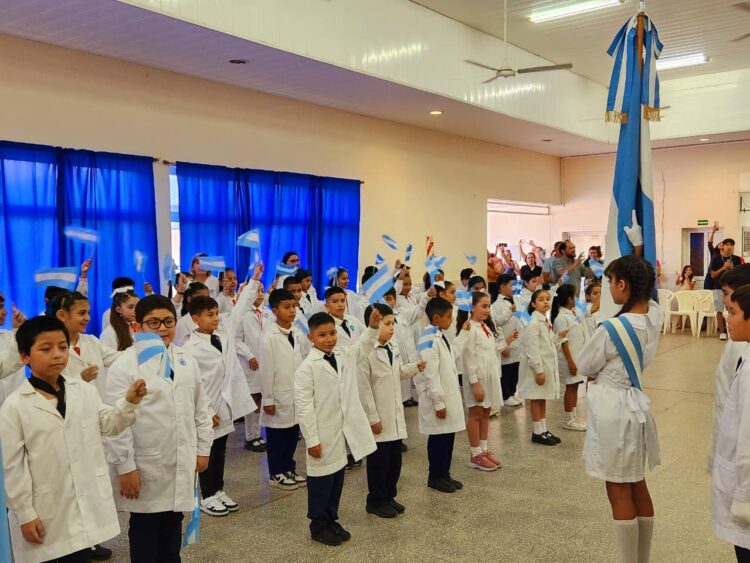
[
  {"xmin": 237, "ymin": 229, "xmax": 260, "ymax": 249},
  {"xmin": 382, "ymin": 234, "xmax": 398, "ymax": 251},
  {"xmin": 64, "ymin": 225, "xmax": 99, "ymax": 245}
]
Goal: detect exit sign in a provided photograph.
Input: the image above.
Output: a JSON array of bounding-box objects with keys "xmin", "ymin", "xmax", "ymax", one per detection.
[{"xmin": 697, "ymin": 220, "xmax": 709, "ymax": 226}]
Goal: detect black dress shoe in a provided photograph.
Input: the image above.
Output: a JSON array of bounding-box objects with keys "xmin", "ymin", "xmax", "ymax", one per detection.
[
  {"xmin": 329, "ymin": 522, "xmax": 351, "ymax": 541},
  {"xmin": 401, "ymin": 442, "xmax": 408, "ymax": 453},
  {"xmin": 402, "ymin": 399, "xmax": 418, "ymax": 407},
  {"xmin": 367, "ymin": 503, "xmax": 398, "ymax": 518},
  {"xmin": 544, "ymin": 431, "xmax": 562, "ymax": 444},
  {"xmin": 390, "ymin": 499, "xmax": 406, "ymax": 514},
  {"xmin": 446, "ymin": 475, "xmax": 463, "ymax": 490},
  {"xmin": 427, "ymin": 478, "xmax": 456, "ymax": 493},
  {"xmin": 311, "ymin": 527, "xmax": 343, "ymax": 546},
  {"xmin": 90, "ymin": 545, "xmax": 113, "ymax": 561},
  {"xmin": 531, "ymin": 433, "xmax": 557, "ymax": 446},
  {"xmin": 244, "ymin": 438, "xmax": 266, "ymax": 452}
]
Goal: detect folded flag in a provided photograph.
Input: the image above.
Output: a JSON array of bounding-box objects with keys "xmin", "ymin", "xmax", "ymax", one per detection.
[
  {"xmin": 464, "ymin": 253, "xmax": 477, "ymax": 266},
  {"xmin": 64, "ymin": 225, "xmax": 99, "ymax": 245},
  {"xmin": 374, "ymin": 253, "xmax": 385, "ymax": 267},
  {"xmin": 456, "ymin": 289, "xmax": 473, "ymax": 312},
  {"xmin": 199, "ymin": 255, "xmax": 226, "ymax": 272},
  {"xmin": 361, "ymin": 265, "xmax": 395, "ymax": 305},
  {"xmin": 134, "ymin": 332, "xmax": 171, "ymax": 381},
  {"xmin": 276, "ymin": 262, "xmax": 298, "ymax": 277},
  {"xmin": 404, "ymin": 244, "xmax": 413, "ymax": 263},
  {"xmin": 237, "ymin": 229, "xmax": 261, "ymax": 249},
  {"xmin": 134, "ymin": 250, "xmax": 148, "ymax": 274},
  {"xmin": 513, "ymin": 310, "xmax": 532, "ymax": 328},
  {"xmin": 417, "ymin": 326, "xmax": 440, "ymax": 355},
  {"xmin": 162, "ymin": 255, "xmax": 178, "ymax": 283},
  {"xmin": 35, "ymin": 267, "xmax": 78, "ymax": 290},
  {"xmin": 382, "ymin": 234, "xmax": 398, "ymax": 251},
  {"xmin": 182, "ymin": 480, "xmax": 201, "ymax": 548}
]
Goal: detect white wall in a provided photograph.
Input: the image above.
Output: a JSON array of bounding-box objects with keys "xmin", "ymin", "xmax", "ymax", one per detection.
[{"xmin": 0, "ymin": 34, "xmax": 561, "ymax": 282}]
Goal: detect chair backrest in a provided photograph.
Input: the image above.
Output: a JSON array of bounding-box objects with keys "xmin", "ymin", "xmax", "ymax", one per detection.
[
  {"xmin": 696, "ymin": 289, "xmax": 713, "ymax": 301},
  {"xmin": 657, "ymin": 289, "xmax": 674, "ymax": 308},
  {"xmin": 697, "ymin": 292, "xmax": 716, "ymax": 313},
  {"xmin": 673, "ymin": 290, "xmax": 702, "ymax": 311}
]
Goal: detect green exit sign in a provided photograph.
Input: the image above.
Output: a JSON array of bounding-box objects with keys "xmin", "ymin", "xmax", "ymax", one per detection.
[{"xmin": 697, "ymin": 220, "xmax": 709, "ymax": 226}]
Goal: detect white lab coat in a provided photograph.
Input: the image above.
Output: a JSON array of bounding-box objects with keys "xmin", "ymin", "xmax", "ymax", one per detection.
[
  {"xmin": 235, "ymin": 304, "xmax": 273, "ymax": 394},
  {"xmin": 461, "ymin": 320, "xmax": 505, "ymax": 408},
  {"xmin": 302, "ymin": 288, "xmax": 324, "ymax": 314},
  {"xmin": 216, "ymin": 292, "xmax": 236, "ymax": 315},
  {"xmin": 294, "ymin": 328, "xmax": 378, "ymax": 477},
  {"xmin": 344, "ymin": 289, "xmax": 362, "ymax": 323},
  {"xmin": 583, "ymin": 306, "xmax": 602, "ymax": 339},
  {"xmin": 62, "ymin": 333, "xmax": 121, "ymax": 397},
  {"xmin": 334, "ymin": 314, "xmax": 365, "ymax": 352},
  {"xmin": 578, "ymin": 302, "xmax": 662, "ymax": 483},
  {"xmin": 199, "ymin": 275, "xmax": 220, "ymax": 298},
  {"xmin": 491, "ymin": 296, "xmax": 522, "ymax": 366},
  {"xmin": 0, "ymin": 329, "xmax": 23, "ymax": 380},
  {"xmin": 259, "ymin": 323, "xmax": 304, "ymax": 429},
  {"xmin": 712, "ymin": 351, "xmax": 750, "ymax": 549},
  {"xmin": 99, "ymin": 324, "xmax": 135, "ymax": 352},
  {"xmin": 103, "ymin": 345, "xmax": 213, "ymax": 513},
  {"xmin": 174, "ymin": 314, "xmax": 197, "ymax": 347},
  {"xmin": 518, "ymin": 311, "xmax": 565, "ymax": 401},
  {"xmin": 414, "ymin": 328, "xmax": 468, "ymax": 435},
  {"xmin": 710, "ymin": 341, "xmax": 749, "ymax": 471},
  {"xmin": 0, "ymin": 378, "xmax": 138, "ymax": 563},
  {"xmin": 358, "ymin": 341, "xmax": 419, "ymax": 442},
  {"xmin": 553, "ymin": 308, "xmax": 587, "ymax": 386}
]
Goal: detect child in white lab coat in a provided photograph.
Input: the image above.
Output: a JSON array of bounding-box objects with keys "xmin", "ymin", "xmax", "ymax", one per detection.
[
  {"xmin": 516, "ymin": 270, "xmax": 542, "ymax": 314},
  {"xmin": 294, "ymin": 310, "xmax": 380, "ymax": 546},
  {"xmin": 577, "ymin": 256, "xmax": 662, "ymax": 563},
  {"xmin": 415, "ymin": 297, "xmax": 470, "ymax": 494},
  {"xmin": 551, "ymin": 284, "xmax": 588, "ymax": 432},
  {"xmin": 491, "ymin": 274, "xmax": 524, "ymax": 407},
  {"xmin": 297, "ymin": 268, "xmax": 323, "ymax": 314},
  {"xmin": 0, "ymin": 315, "xmax": 146, "ymax": 563},
  {"xmin": 100, "ymin": 289, "xmax": 139, "ymax": 351},
  {"xmin": 216, "ymin": 268, "xmax": 238, "ymax": 315},
  {"xmin": 459, "ymin": 291, "xmax": 518, "ymax": 471},
  {"xmin": 329, "ymin": 267, "xmax": 362, "ymax": 321},
  {"xmin": 283, "ymin": 274, "xmax": 312, "ymax": 357},
  {"xmin": 325, "ymin": 286, "xmax": 364, "ymax": 352},
  {"xmin": 358, "ymin": 303, "xmax": 425, "ymax": 518},
  {"xmin": 182, "ymin": 290, "xmax": 255, "ymax": 517},
  {"xmin": 104, "ymin": 294, "xmax": 213, "ymax": 562},
  {"xmin": 583, "ymin": 281, "xmax": 602, "ymax": 339},
  {"xmin": 715, "ymin": 285, "xmax": 750, "ymax": 561},
  {"xmin": 100, "ymin": 276, "xmax": 136, "ymax": 330},
  {"xmin": 518, "ymin": 289, "xmax": 568, "ymax": 447},
  {"xmin": 174, "ymin": 282, "xmax": 209, "ymax": 346},
  {"xmin": 0, "ymin": 296, "xmax": 26, "ymax": 406},
  {"xmin": 260, "ymin": 288, "xmax": 306, "ymax": 491}
]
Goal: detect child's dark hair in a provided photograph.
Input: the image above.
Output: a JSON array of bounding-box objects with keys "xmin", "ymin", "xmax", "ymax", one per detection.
[
  {"xmin": 111, "ymin": 277, "xmax": 135, "ymax": 291},
  {"xmin": 527, "ymin": 289, "xmax": 550, "ymax": 315},
  {"xmin": 329, "ymin": 268, "xmax": 348, "ymax": 287},
  {"xmin": 585, "ymin": 280, "xmax": 601, "ymax": 299},
  {"xmin": 436, "ymin": 280, "xmax": 454, "ymax": 300},
  {"xmin": 383, "ymin": 287, "xmax": 397, "ymax": 300},
  {"xmin": 282, "ymin": 276, "xmax": 301, "ymax": 290},
  {"xmin": 680, "ymin": 265, "xmax": 694, "ymax": 282},
  {"xmin": 723, "ymin": 238, "xmax": 736, "ymax": 246},
  {"xmin": 190, "ymin": 253, "xmax": 211, "ymax": 276},
  {"xmin": 308, "ymin": 312, "xmax": 336, "ymax": 331},
  {"xmin": 50, "ymin": 291, "xmax": 89, "ymax": 317},
  {"xmin": 295, "ymin": 269, "xmax": 312, "ymax": 283},
  {"xmin": 468, "ymin": 275, "xmax": 486, "ymax": 289},
  {"xmin": 364, "ymin": 303, "xmax": 393, "ymax": 326},
  {"xmin": 324, "ymin": 286, "xmax": 346, "ymax": 300},
  {"xmin": 0, "ymin": 293, "xmax": 4, "ymax": 306},
  {"xmin": 180, "ymin": 282, "xmax": 209, "ymax": 316},
  {"xmin": 521, "ymin": 269, "xmax": 537, "ymax": 285},
  {"xmin": 44, "ymin": 286, "xmax": 69, "ymax": 302},
  {"xmin": 136, "ymin": 295, "xmax": 176, "ymax": 323},
  {"xmin": 456, "ymin": 291, "xmax": 496, "ymax": 337},
  {"xmin": 426, "ymin": 297, "xmax": 453, "ymax": 323},
  {"xmin": 16, "ymin": 316, "xmax": 70, "ymax": 356},
  {"xmin": 498, "ymin": 273, "xmax": 516, "ymax": 289},
  {"xmin": 604, "ymin": 255, "xmax": 655, "ymax": 316},
  {"xmin": 269, "ymin": 288, "xmax": 295, "ymax": 309},
  {"xmin": 218, "ymin": 268, "xmax": 235, "ymax": 284},
  {"xmin": 189, "ymin": 296, "xmax": 219, "ymax": 317},
  {"xmin": 730, "ymin": 285, "xmax": 750, "ymax": 320},
  {"xmin": 460, "ymin": 268, "xmax": 474, "ymax": 282},
  {"xmin": 361, "ymin": 266, "xmax": 378, "ymax": 286},
  {"xmin": 282, "ymin": 251, "xmax": 299, "ymax": 265},
  {"xmin": 110, "ymin": 290, "xmax": 138, "ymax": 351},
  {"xmin": 423, "ymin": 270, "xmax": 444, "ymax": 291},
  {"xmin": 720, "ymin": 264, "xmax": 750, "ymax": 291},
  {"xmin": 551, "ymin": 284, "xmax": 577, "ymax": 324}
]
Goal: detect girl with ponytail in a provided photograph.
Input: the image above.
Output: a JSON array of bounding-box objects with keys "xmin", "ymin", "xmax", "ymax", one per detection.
[{"xmin": 100, "ymin": 290, "xmax": 139, "ymax": 351}]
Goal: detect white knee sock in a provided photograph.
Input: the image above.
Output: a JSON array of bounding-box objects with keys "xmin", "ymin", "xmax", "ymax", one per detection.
[
  {"xmin": 541, "ymin": 419, "xmax": 548, "ymax": 432},
  {"xmin": 613, "ymin": 519, "xmax": 639, "ymax": 563},
  {"xmin": 480, "ymin": 440, "xmax": 488, "ymax": 452},
  {"xmin": 244, "ymin": 411, "xmax": 259, "ymax": 440},
  {"xmin": 637, "ymin": 516, "xmax": 654, "ymax": 563},
  {"xmin": 532, "ymin": 421, "xmax": 544, "ymax": 434}
]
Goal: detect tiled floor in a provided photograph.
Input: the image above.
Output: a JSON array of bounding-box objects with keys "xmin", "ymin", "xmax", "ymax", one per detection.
[{"xmin": 107, "ymin": 333, "xmax": 732, "ymax": 562}]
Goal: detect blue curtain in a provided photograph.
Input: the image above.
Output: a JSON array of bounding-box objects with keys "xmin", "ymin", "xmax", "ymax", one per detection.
[{"xmin": 61, "ymin": 150, "xmax": 159, "ymax": 335}]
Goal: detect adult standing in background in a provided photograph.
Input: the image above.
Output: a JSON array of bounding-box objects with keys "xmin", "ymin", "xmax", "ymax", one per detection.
[
  {"xmin": 189, "ymin": 253, "xmax": 220, "ymax": 298},
  {"xmin": 704, "ymin": 224, "xmax": 723, "ymax": 291},
  {"xmin": 710, "ymin": 237, "xmax": 742, "ymax": 341},
  {"xmin": 584, "ymin": 246, "xmax": 605, "ymax": 280},
  {"xmin": 520, "ymin": 251, "xmax": 543, "ymax": 280},
  {"xmin": 487, "ymin": 246, "xmax": 505, "ymax": 302},
  {"xmin": 281, "ymin": 251, "xmax": 301, "ymax": 269},
  {"xmin": 553, "ymin": 241, "xmax": 594, "ymax": 292},
  {"xmin": 542, "ymin": 241, "xmax": 564, "ymax": 286}
]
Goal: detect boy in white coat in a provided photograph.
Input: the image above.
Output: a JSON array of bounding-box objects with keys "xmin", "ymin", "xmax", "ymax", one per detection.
[
  {"xmin": 325, "ymin": 286, "xmax": 365, "ymax": 351},
  {"xmin": 297, "ymin": 269, "xmax": 323, "ymax": 314},
  {"xmin": 491, "ymin": 274, "xmax": 524, "ymax": 407},
  {"xmin": 294, "ymin": 310, "xmax": 380, "ymax": 546},
  {"xmin": 0, "ymin": 316, "xmax": 146, "ymax": 563},
  {"xmin": 415, "ymin": 297, "xmax": 470, "ymax": 494},
  {"xmin": 260, "ymin": 288, "xmax": 306, "ymax": 490},
  {"xmin": 104, "ymin": 294, "xmax": 213, "ymax": 562},
  {"xmin": 182, "ymin": 287, "xmax": 255, "ymax": 516},
  {"xmin": 0, "ymin": 296, "xmax": 26, "ymax": 400},
  {"xmin": 358, "ymin": 303, "xmax": 425, "ymax": 518}
]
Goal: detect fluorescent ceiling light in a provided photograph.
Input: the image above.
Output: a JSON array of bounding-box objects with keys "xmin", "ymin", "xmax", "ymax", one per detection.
[
  {"xmin": 656, "ymin": 53, "xmax": 708, "ymax": 71},
  {"xmin": 699, "ymin": 138, "xmax": 711, "ymax": 142},
  {"xmin": 429, "ymin": 110, "xmax": 443, "ymax": 115},
  {"xmin": 530, "ymin": 0, "xmax": 624, "ymax": 23}
]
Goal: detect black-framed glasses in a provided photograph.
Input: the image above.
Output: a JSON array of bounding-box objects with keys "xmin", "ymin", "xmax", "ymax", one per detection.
[{"xmin": 141, "ymin": 317, "xmax": 177, "ymax": 329}]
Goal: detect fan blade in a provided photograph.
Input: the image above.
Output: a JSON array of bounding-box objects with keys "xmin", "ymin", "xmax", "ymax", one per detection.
[
  {"xmin": 465, "ymin": 59, "xmax": 502, "ymax": 72},
  {"xmin": 732, "ymin": 1, "xmax": 750, "ymax": 13},
  {"xmin": 482, "ymin": 75, "xmax": 501, "ymax": 84},
  {"xmin": 731, "ymin": 32, "xmax": 750, "ymax": 42},
  {"xmin": 517, "ymin": 63, "xmax": 573, "ymax": 74}
]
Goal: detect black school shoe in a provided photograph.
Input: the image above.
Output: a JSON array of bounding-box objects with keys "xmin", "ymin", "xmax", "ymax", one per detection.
[
  {"xmin": 90, "ymin": 545, "xmax": 113, "ymax": 560},
  {"xmin": 312, "ymin": 527, "xmax": 343, "ymax": 546},
  {"xmin": 531, "ymin": 433, "xmax": 557, "ymax": 446},
  {"xmin": 545, "ymin": 431, "xmax": 562, "ymax": 444},
  {"xmin": 446, "ymin": 475, "xmax": 463, "ymax": 490},
  {"xmin": 427, "ymin": 478, "xmax": 457, "ymax": 493},
  {"xmin": 367, "ymin": 503, "xmax": 398, "ymax": 518},
  {"xmin": 345, "ymin": 454, "xmax": 363, "ymax": 470},
  {"xmin": 330, "ymin": 522, "xmax": 351, "ymax": 541},
  {"xmin": 402, "ymin": 399, "xmax": 418, "ymax": 407},
  {"xmin": 244, "ymin": 438, "xmax": 266, "ymax": 452},
  {"xmin": 390, "ymin": 499, "xmax": 406, "ymax": 514},
  {"xmin": 401, "ymin": 442, "xmax": 408, "ymax": 453}
]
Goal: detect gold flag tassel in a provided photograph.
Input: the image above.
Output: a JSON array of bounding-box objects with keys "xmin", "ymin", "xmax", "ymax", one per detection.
[
  {"xmin": 642, "ymin": 105, "xmax": 661, "ymax": 122},
  {"xmin": 605, "ymin": 111, "xmax": 629, "ymax": 124}
]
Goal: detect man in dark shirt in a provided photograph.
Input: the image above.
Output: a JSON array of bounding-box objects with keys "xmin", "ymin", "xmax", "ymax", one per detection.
[
  {"xmin": 710, "ymin": 237, "xmax": 742, "ymax": 340},
  {"xmin": 704, "ymin": 224, "xmax": 723, "ymax": 290}
]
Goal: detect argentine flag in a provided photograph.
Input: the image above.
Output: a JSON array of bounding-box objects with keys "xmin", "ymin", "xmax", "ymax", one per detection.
[
  {"xmin": 182, "ymin": 482, "xmax": 201, "ymax": 548},
  {"xmin": 456, "ymin": 289, "xmax": 472, "ymax": 312},
  {"xmin": 276, "ymin": 262, "xmax": 298, "ymax": 277},
  {"xmin": 237, "ymin": 229, "xmax": 261, "ymax": 249},
  {"xmin": 162, "ymin": 255, "xmax": 178, "ymax": 284},
  {"xmin": 134, "ymin": 333, "xmax": 171, "ymax": 381},
  {"xmin": 404, "ymin": 244, "xmax": 413, "ymax": 264},
  {"xmin": 464, "ymin": 253, "xmax": 477, "ymax": 266},
  {"xmin": 134, "ymin": 250, "xmax": 148, "ymax": 274},
  {"xmin": 382, "ymin": 234, "xmax": 398, "ymax": 251},
  {"xmin": 426, "ymin": 256, "xmax": 447, "ymax": 283},
  {"xmin": 361, "ymin": 265, "xmax": 395, "ymax": 305},
  {"xmin": 64, "ymin": 225, "xmax": 99, "ymax": 245},
  {"xmin": 199, "ymin": 256, "xmax": 226, "ymax": 273},
  {"xmin": 417, "ymin": 325, "xmax": 440, "ymax": 357},
  {"xmin": 602, "ymin": 13, "xmax": 662, "ymax": 318},
  {"xmin": 513, "ymin": 310, "xmax": 532, "ymax": 328},
  {"xmin": 35, "ymin": 267, "xmax": 78, "ymax": 290},
  {"xmin": 511, "ymin": 280, "xmax": 523, "ymax": 297}
]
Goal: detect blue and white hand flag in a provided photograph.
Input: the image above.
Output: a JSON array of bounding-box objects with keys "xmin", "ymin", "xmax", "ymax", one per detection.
[
  {"xmin": 589, "ymin": 258, "xmax": 605, "ymax": 278},
  {"xmin": 182, "ymin": 480, "xmax": 201, "ymax": 548},
  {"xmin": 64, "ymin": 225, "xmax": 99, "ymax": 245},
  {"xmin": 426, "ymin": 255, "xmax": 447, "ymax": 283},
  {"xmin": 326, "ymin": 266, "xmax": 340, "ymax": 283},
  {"xmin": 513, "ymin": 310, "xmax": 532, "ymax": 328},
  {"xmin": 575, "ymin": 299, "xmax": 589, "ymax": 321},
  {"xmin": 417, "ymin": 326, "xmax": 440, "ymax": 354},
  {"xmin": 464, "ymin": 253, "xmax": 477, "ymax": 266},
  {"xmin": 511, "ymin": 280, "xmax": 523, "ymax": 297},
  {"xmin": 237, "ymin": 229, "xmax": 261, "ymax": 249},
  {"xmin": 374, "ymin": 253, "xmax": 385, "ymax": 267},
  {"xmin": 295, "ymin": 316, "xmax": 310, "ymax": 336},
  {"xmin": 162, "ymin": 255, "xmax": 178, "ymax": 283},
  {"xmin": 276, "ymin": 262, "xmax": 298, "ymax": 277},
  {"xmin": 134, "ymin": 250, "xmax": 148, "ymax": 274},
  {"xmin": 35, "ymin": 267, "xmax": 78, "ymax": 290},
  {"xmin": 456, "ymin": 289, "xmax": 473, "ymax": 312},
  {"xmin": 382, "ymin": 234, "xmax": 398, "ymax": 251},
  {"xmin": 199, "ymin": 256, "xmax": 226, "ymax": 273},
  {"xmin": 361, "ymin": 265, "xmax": 395, "ymax": 305},
  {"xmin": 134, "ymin": 333, "xmax": 172, "ymax": 381},
  {"xmin": 404, "ymin": 244, "xmax": 413, "ymax": 263},
  {"xmin": 0, "ymin": 445, "xmax": 12, "ymax": 563}
]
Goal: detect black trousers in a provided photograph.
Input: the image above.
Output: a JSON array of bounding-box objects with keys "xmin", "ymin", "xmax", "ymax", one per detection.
[
  {"xmin": 266, "ymin": 424, "xmax": 299, "ymax": 476},
  {"xmin": 366, "ymin": 439, "xmax": 403, "ymax": 506},
  {"xmin": 129, "ymin": 511, "xmax": 184, "ymax": 563},
  {"xmin": 427, "ymin": 432, "xmax": 455, "ymax": 480},
  {"xmin": 42, "ymin": 550, "xmax": 90, "ymax": 563},
  {"xmin": 199, "ymin": 434, "xmax": 228, "ymax": 498},
  {"xmin": 501, "ymin": 362, "xmax": 520, "ymax": 400},
  {"xmin": 307, "ymin": 468, "xmax": 345, "ymax": 534},
  {"xmin": 737, "ymin": 545, "xmax": 750, "ymax": 563}
]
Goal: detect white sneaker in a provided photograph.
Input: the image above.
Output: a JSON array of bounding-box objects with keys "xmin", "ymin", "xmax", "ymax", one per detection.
[
  {"xmin": 720, "ymin": 332, "xmax": 728, "ymax": 341},
  {"xmin": 504, "ymin": 396, "xmax": 523, "ymax": 407},
  {"xmin": 287, "ymin": 471, "xmax": 307, "ymax": 487},
  {"xmin": 200, "ymin": 495, "xmax": 229, "ymax": 517},
  {"xmin": 563, "ymin": 418, "xmax": 587, "ymax": 432},
  {"xmin": 269, "ymin": 473, "xmax": 298, "ymax": 490},
  {"xmin": 215, "ymin": 490, "xmax": 239, "ymax": 512}
]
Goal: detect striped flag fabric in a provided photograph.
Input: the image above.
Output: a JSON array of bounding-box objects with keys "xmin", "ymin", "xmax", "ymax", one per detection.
[
  {"xmin": 511, "ymin": 280, "xmax": 523, "ymax": 296},
  {"xmin": 182, "ymin": 481, "xmax": 201, "ymax": 548},
  {"xmin": 464, "ymin": 253, "xmax": 477, "ymax": 266},
  {"xmin": 456, "ymin": 289, "xmax": 473, "ymax": 312},
  {"xmin": 426, "ymin": 255, "xmax": 447, "ymax": 283},
  {"xmin": 404, "ymin": 244, "xmax": 413, "ymax": 263},
  {"xmin": 361, "ymin": 265, "xmax": 395, "ymax": 305},
  {"xmin": 374, "ymin": 253, "xmax": 385, "ymax": 267},
  {"xmin": 295, "ymin": 316, "xmax": 310, "ymax": 336},
  {"xmin": 326, "ymin": 266, "xmax": 339, "ymax": 283},
  {"xmin": 134, "ymin": 333, "xmax": 171, "ymax": 381},
  {"xmin": 575, "ymin": 299, "xmax": 589, "ymax": 321},
  {"xmin": 134, "ymin": 250, "xmax": 148, "ymax": 274},
  {"xmin": 237, "ymin": 229, "xmax": 261, "ymax": 249},
  {"xmin": 64, "ymin": 225, "xmax": 99, "ymax": 245},
  {"xmin": 35, "ymin": 267, "xmax": 78, "ymax": 290},
  {"xmin": 162, "ymin": 255, "xmax": 178, "ymax": 284},
  {"xmin": 513, "ymin": 310, "xmax": 532, "ymax": 328},
  {"xmin": 382, "ymin": 234, "xmax": 398, "ymax": 251},
  {"xmin": 417, "ymin": 326, "xmax": 440, "ymax": 358},
  {"xmin": 0, "ymin": 445, "xmax": 11, "ymax": 563},
  {"xmin": 276, "ymin": 262, "xmax": 298, "ymax": 277},
  {"xmin": 199, "ymin": 256, "xmax": 226, "ymax": 273}
]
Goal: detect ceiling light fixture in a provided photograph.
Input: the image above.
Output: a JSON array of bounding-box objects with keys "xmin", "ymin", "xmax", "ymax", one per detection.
[
  {"xmin": 429, "ymin": 110, "xmax": 443, "ymax": 115},
  {"xmin": 228, "ymin": 59, "xmax": 248, "ymax": 64},
  {"xmin": 530, "ymin": 0, "xmax": 624, "ymax": 23},
  {"xmin": 699, "ymin": 137, "xmax": 711, "ymax": 142},
  {"xmin": 656, "ymin": 53, "xmax": 707, "ymax": 71},
  {"xmin": 541, "ymin": 139, "xmax": 554, "ymax": 142}
]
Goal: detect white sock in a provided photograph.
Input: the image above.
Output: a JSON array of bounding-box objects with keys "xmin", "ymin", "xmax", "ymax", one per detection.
[
  {"xmin": 532, "ymin": 421, "xmax": 544, "ymax": 434},
  {"xmin": 244, "ymin": 411, "xmax": 259, "ymax": 440},
  {"xmin": 541, "ymin": 419, "xmax": 548, "ymax": 432},
  {"xmin": 480, "ymin": 440, "xmax": 488, "ymax": 452},
  {"xmin": 613, "ymin": 519, "xmax": 639, "ymax": 563},
  {"xmin": 564, "ymin": 410, "xmax": 575, "ymax": 422},
  {"xmin": 470, "ymin": 446, "xmax": 482, "ymax": 457},
  {"xmin": 637, "ymin": 516, "xmax": 654, "ymax": 563}
]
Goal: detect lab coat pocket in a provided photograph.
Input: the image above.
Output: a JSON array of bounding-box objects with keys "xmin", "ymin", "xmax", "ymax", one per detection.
[
  {"xmin": 714, "ymin": 456, "xmax": 738, "ymax": 499},
  {"xmin": 96, "ymin": 466, "xmax": 114, "ymax": 498},
  {"xmin": 32, "ymin": 483, "xmax": 57, "ymax": 520},
  {"xmin": 82, "ymin": 417, "xmax": 101, "ymax": 446},
  {"xmin": 134, "ymin": 448, "xmax": 163, "ymax": 482}
]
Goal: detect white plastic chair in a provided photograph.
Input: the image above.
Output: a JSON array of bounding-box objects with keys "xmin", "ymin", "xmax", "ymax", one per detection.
[
  {"xmin": 696, "ymin": 292, "xmax": 718, "ymax": 338},
  {"xmin": 657, "ymin": 289, "xmax": 674, "ymax": 335},
  {"xmin": 666, "ymin": 291, "xmax": 701, "ymax": 336}
]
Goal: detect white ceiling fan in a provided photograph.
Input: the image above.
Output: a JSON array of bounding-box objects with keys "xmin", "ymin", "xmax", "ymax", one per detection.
[{"xmin": 465, "ymin": 0, "xmax": 573, "ymax": 82}]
